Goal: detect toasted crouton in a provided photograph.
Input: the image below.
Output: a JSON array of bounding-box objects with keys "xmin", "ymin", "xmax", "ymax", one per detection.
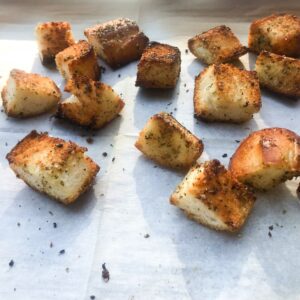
[
  {"xmin": 194, "ymin": 64, "xmax": 261, "ymax": 123},
  {"xmin": 136, "ymin": 42, "xmax": 181, "ymax": 88},
  {"xmin": 56, "ymin": 76, "xmax": 124, "ymax": 129},
  {"xmin": 55, "ymin": 40, "xmax": 100, "ymax": 80},
  {"xmin": 255, "ymin": 51, "xmax": 300, "ymax": 97},
  {"xmin": 35, "ymin": 21, "xmax": 75, "ymax": 65},
  {"xmin": 188, "ymin": 25, "xmax": 248, "ymax": 65},
  {"xmin": 248, "ymin": 13, "xmax": 300, "ymax": 57},
  {"xmin": 6, "ymin": 131, "xmax": 100, "ymax": 204},
  {"xmin": 84, "ymin": 18, "xmax": 149, "ymax": 69},
  {"xmin": 1, "ymin": 69, "xmax": 61, "ymax": 118},
  {"xmin": 135, "ymin": 112, "xmax": 203, "ymax": 169},
  {"xmin": 170, "ymin": 160, "xmax": 255, "ymax": 232},
  {"xmin": 229, "ymin": 128, "xmax": 300, "ymax": 190}
]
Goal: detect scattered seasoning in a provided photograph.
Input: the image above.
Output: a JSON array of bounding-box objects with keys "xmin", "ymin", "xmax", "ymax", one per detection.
[
  {"xmin": 282, "ymin": 209, "xmax": 287, "ymax": 215},
  {"xmin": 268, "ymin": 225, "xmax": 274, "ymax": 231},
  {"xmin": 65, "ymin": 267, "xmax": 69, "ymax": 273},
  {"xmin": 102, "ymin": 152, "xmax": 108, "ymax": 157},
  {"xmin": 49, "ymin": 211, "xmax": 53, "ymax": 216},
  {"xmin": 86, "ymin": 137, "xmax": 94, "ymax": 144},
  {"xmin": 186, "ymin": 89, "xmax": 189, "ymax": 93},
  {"xmin": 118, "ymin": 74, "xmax": 121, "ymax": 78},
  {"xmin": 222, "ymin": 153, "xmax": 227, "ymax": 158},
  {"xmin": 38, "ymin": 227, "xmax": 41, "ymax": 231},
  {"xmin": 50, "ymin": 242, "xmax": 53, "ymax": 248},
  {"xmin": 53, "ymin": 222, "xmax": 57, "ymax": 228},
  {"xmin": 185, "ymin": 49, "xmax": 188, "ymax": 54},
  {"xmin": 112, "ymin": 157, "xmax": 115, "ymax": 162},
  {"xmin": 5, "ymin": 142, "xmax": 8, "ymax": 146},
  {"xmin": 9, "ymin": 260, "xmax": 14, "ymax": 267},
  {"xmin": 59, "ymin": 249, "xmax": 65, "ymax": 255},
  {"xmin": 153, "ymin": 165, "xmax": 157, "ymax": 168},
  {"xmin": 268, "ymin": 231, "xmax": 272, "ymax": 238},
  {"xmin": 235, "ymin": 140, "xmax": 240, "ymax": 143},
  {"xmin": 100, "ymin": 66, "xmax": 106, "ymax": 74},
  {"xmin": 90, "ymin": 296, "xmax": 96, "ymax": 300},
  {"xmin": 144, "ymin": 233, "xmax": 150, "ymax": 238},
  {"xmin": 55, "ymin": 143, "xmax": 63, "ymax": 148},
  {"xmin": 17, "ymin": 222, "xmax": 20, "ymax": 227},
  {"xmin": 184, "ymin": 83, "xmax": 186, "ymax": 87},
  {"xmin": 13, "ymin": 288, "xmax": 16, "ymax": 292},
  {"xmin": 102, "ymin": 263, "xmax": 110, "ymax": 282},
  {"xmin": 110, "ymin": 144, "xmax": 113, "ymax": 147}
]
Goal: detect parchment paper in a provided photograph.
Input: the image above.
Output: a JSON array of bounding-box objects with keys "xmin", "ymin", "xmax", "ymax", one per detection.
[{"xmin": 0, "ymin": 1, "xmax": 300, "ymax": 299}]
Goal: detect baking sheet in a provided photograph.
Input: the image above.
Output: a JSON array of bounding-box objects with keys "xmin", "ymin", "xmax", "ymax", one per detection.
[{"xmin": 0, "ymin": 1, "xmax": 300, "ymax": 299}]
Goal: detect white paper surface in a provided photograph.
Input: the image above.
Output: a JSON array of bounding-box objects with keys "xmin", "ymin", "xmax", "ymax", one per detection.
[{"xmin": 0, "ymin": 1, "xmax": 300, "ymax": 299}]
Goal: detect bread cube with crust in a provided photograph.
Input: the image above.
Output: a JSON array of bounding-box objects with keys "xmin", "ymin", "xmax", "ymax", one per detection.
[
  {"xmin": 194, "ymin": 64, "xmax": 261, "ymax": 123},
  {"xmin": 84, "ymin": 18, "xmax": 149, "ymax": 69},
  {"xmin": 248, "ymin": 13, "xmax": 300, "ymax": 57},
  {"xmin": 6, "ymin": 131, "xmax": 100, "ymax": 204},
  {"xmin": 255, "ymin": 51, "xmax": 300, "ymax": 97},
  {"xmin": 56, "ymin": 76, "xmax": 124, "ymax": 129},
  {"xmin": 1, "ymin": 69, "xmax": 61, "ymax": 118},
  {"xmin": 135, "ymin": 112, "xmax": 203, "ymax": 170},
  {"xmin": 229, "ymin": 128, "xmax": 300, "ymax": 190},
  {"xmin": 136, "ymin": 42, "xmax": 181, "ymax": 88},
  {"xmin": 55, "ymin": 40, "xmax": 100, "ymax": 80},
  {"xmin": 35, "ymin": 21, "xmax": 75, "ymax": 65},
  {"xmin": 170, "ymin": 160, "xmax": 255, "ymax": 232},
  {"xmin": 188, "ymin": 25, "xmax": 248, "ymax": 65}
]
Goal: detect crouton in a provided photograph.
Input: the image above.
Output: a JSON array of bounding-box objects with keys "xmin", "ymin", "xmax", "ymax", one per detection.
[
  {"xmin": 188, "ymin": 25, "xmax": 248, "ymax": 65},
  {"xmin": 229, "ymin": 128, "xmax": 300, "ymax": 190},
  {"xmin": 56, "ymin": 76, "xmax": 124, "ymax": 129},
  {"xmin": 248, "ymin": 13, "xmax": 300, "ymax": 57},
  {"xmin": 194, "ymin": 64, "xmax": 261, "ymax": 123},
  {"xmin": 84, "ymin": 18, "xmax": 149, "ymax": 69},
  {"xmin": 35, "ymin": 21, "xmax": 75, "ymax": 65},
  {"xmin": 6, "ymin": 131, "xmax": 100, "ymax": 204},
  {"xmin": 1, "ymin": 69, "xmax": 61, "ymax": 118},
  {"xmin": 136, "ymin": 42, "xmax": 181, "ymax": 88},
  {"xmin": 135, "ymin": 112, "xmax": 203, "ymax": 169},
  {"xmin": 55, "ymin": 40, "xmax": 100, "ymax": 80},
  {"xmin": 255, "ymin": 51, "xmax": 300, "ymax": 97},
  {"xmin": 170, "ymin": 160, "xmax": 255, "ymax": 232}
]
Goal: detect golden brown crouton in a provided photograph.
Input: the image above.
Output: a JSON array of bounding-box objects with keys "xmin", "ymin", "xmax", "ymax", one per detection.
[
  {"xmin": 170, "ymin": 160, "xmax": 255, "ymax": 232},
  {"xmin": 229, "ymin": 128, "xmax": 300, "ymax": 190},
  {"xmin": 55, "ymin": 40, "xmax": 100, "ymax": 80},
  {"xmin": 188, "ymin": 25, "xmax": 248, "ymax": 65},
  {"xmin": 255, "ymin": 51, "xmax": 300, "ymax": 97},
  {"xmin": 136, "ymin": 42, "xmax": 181, "ymax": 88},
  {"xmin": 35, "ymin": 21, "xmax": 75, "ymax": 65},
  {"xmin": 84, "ymin": 18, "xmax": 149, "ymax": 69},
  {"xmin": 6, "ymin": 131, "xmax": 100, "ymax": 204},
  {"xmin": 56, "ymin": 76, "xmax": 124, "ymax": 129},
  {"xmin": 135, "ymin": 112, "xmax": 203, "ymax": 170},
  {"xmin": 1, "ymin": 69, "xmax": 61, "ymax": 118},
  {"xmin": 248, "ymin": 13, "xmax": 300, "ymax": 57},
  {"xmin": 194, "ymin": 64, "xmax": 261, "ymax": 123}
]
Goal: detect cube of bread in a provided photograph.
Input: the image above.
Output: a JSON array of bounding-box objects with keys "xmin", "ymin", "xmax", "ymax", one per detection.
[
  {"xmin": 136, "ymin": 42, "xmax": 181, "ymax": 88},
  {"xmin": 55, "ymin": 40, "xmax": 100, "ymax": 80},
  {"xmin": 84, "ymin": 18, "xmax": 149, "ymax": 69},
  {"xmin": 56, "ymin": 76, "xmax": 125, "ymax": 129},
  {"xmin": 35, "ymin": 21, "xmax": 75, "ymax": 65},
  {"xmin": 135, "ymin": 112, "xmax": 203, "ymax": 169},
  {"xmin": 170, "ymin": 160, "xmax": 255, "ymax": 232},
  {"xmin": 188, "ymin": 25, "xmax": 248, "ymax": 65},
  {"xmin": 194, "ymin": 64, "xmax": 261, "ymax": 123},
  {"xmin": 248, "ymin": 14, "xmax": 300, "ymax": 57},
  {"xmin": 255, "ymin": 51, "xmax": 300, "ymax": 97},
  {"xmin": 229, "ymin": 128, "xmax": 300, "ymax": 190},
  {"xmin": 6, "ymin": 131, "xmax": 100, "ymax": 204},
  {"xmin": 1, "ymin": 69, "xmax": 61, "ymax": 118}
]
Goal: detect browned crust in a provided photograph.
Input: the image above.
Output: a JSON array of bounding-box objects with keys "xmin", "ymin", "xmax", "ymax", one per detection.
[
  {"xmin": 194, "ymin": 64, "xmax": 261, "ymax": 122},
  {"xmin": 84, "ymin": 18, "xmax": 149, "ymax": 68},
  {"xmin": 6, "ymin": 130, "xmax": 100, "ymax": 204},
  {"xmin": 170, "ymin": 160, "xmax": 255, "ymax": 232},
  {"xmin": 188, "ymin": 25, "xmax": 248, "ymax": 64},
  {"xmin": 135, "ymin": 112, "xmax": 203, "ymax": 170},
  {"xmin": 36, "ymin": 21, "xmax": 75, "ymax": 65},
  {"xmin": 255, "ymin": 51, "xmax": 300, "ymax": 97},
  {"xmin": 248, "ymin": 13, "xmax": 300, "ymax": 57},
  {"xmin": 229, "ymin": 127, "xmax": 300, "ymax": 185},
  {"xmin": 55, "ymin": 40, "xmax": 100, "ymax": 80},
  {"xmin": 135, "ymin": 42, "xmax": 181, "ymax": 88}
]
